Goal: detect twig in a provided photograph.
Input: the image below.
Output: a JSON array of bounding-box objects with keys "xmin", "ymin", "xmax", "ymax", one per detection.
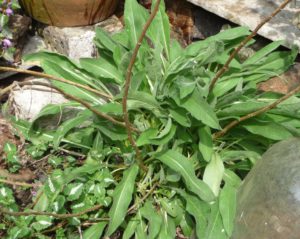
[
  {"xmin": 41, "ymin": 221, "xmax": 67, "ymax": 234},
  {"xmin": 0, "ymin": 178, "xmax": 41, "ymax": 187},
  {"xmin": 209, "ymin": 0, "xmax": 292, "ymax": 91},
  {"xmin": 0, "ymin": 66, "xmax": 113, "ymax": 100},
  {"xmin": 9, "ymin": 81, "xmax": 138, "ymax": 132},
  {"xmin": 122, "ymin": 0, "xmax": 161, "ymax": 171},
  {"xmin": 213, "ymin": 83, "xmax": 300, "ymax": 139},
  {"xmin": 127, "ymin": 182, "xmax": 159, "ymax": 213},
  {"xmin": 0, "ymin": 204, "xmax": 102, "ymax": 218}
]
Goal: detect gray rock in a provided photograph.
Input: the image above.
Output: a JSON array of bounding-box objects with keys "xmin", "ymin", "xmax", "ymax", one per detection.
[
  {"xmin": 43, "ymin": 25, "xmax": 97, "ymax": 61},
  {"xmin": 42, "ymin": 16, "xmax": 123, "ymax": 61},
  {"xmin": 9, "ymin": 78, "xmax": 68, "ymax": 121},
  {"xmin": 188, "ymin": 0, "xmax": 300, "ymax": 49},
  {"xmin": 233, "ymin": 137, "xmax": 300, "ymax": 239}
]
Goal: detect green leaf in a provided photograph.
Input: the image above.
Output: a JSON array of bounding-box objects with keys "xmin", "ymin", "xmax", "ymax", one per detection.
[
  {"xmin": 223, "ymin": 169, "xmax": 242, "ymax": 188},
  {"xmin": 124, "ymin": 0, "xmax": 149, "ymax": 50},
  {"xmin": 122, "ymin": 216, "xmax": 139, "ymax": 239},
  {"xmin": 203, "ymin": 153, "xmax": 224, "ymax": 196},
  {"xmin": 157, "ymin": 150, "xmax": 215, "ymax": 202},
  {"xmin": 151, "ymin": 118, "xmax": 172, "ymax": 139},
  {"xmin": 198, "ymin": 126, "xmax": 213, "ymax": 162},
  {"xmin": 212, "ymin": 77, "xmax": 242, "ymax": 98},
  {"xmin": 94, "ymin": 27, "xmax": 119, "ymax": 53},
  {"xmin": 169, "ymin": 108, "xmax": 191, "ymax": 127},
  {"xmin": 80, "ymin": 58, "xmax": 123, "ymax": 84},
  {"xmin": 137, "ymin": 124, "xmax": 177, "ymax": 146},
  {"xmin": 219, "ymin": 184, "xmax": 237, "ymax": 236},
  {"xmin": 184, "ymin": 192, "xmax": 210, "ymax": 239},
  {"xmin": 106, "ymin": 164, "xmax": 139, "ymax": 236},
  {"xmin": 53, "ymin": 111, "xmax": 92, "ymax": 148},
  {"xmin": 83, "ymin": 222, "xmax": 107, "ymax": 239},
  {"xmin": 32, "ymin": 216, "xmax": 53, "ymax": 231},
  {"xmin": 65, "ymin": 183, "xmax": 84, "ymax": 201},
  {"xmin": 178, "ymin": 90, "xmax": 220, "ymax": 129},
  {"xmin": 242, "ymin": 40, "xmax": 284, "ymax": 66},
  {"xmin": 147, "ymin": 0, "xmax": 170, "ymax": 59},
  {"xmin": 205, "ymin": 202, "xmax": 227, "ymax": 239},
  {"xmin": 242, "ymin": 121, "xmax": 293, "ymax": 140},
  {"xmin": 140, "ymin": 201, "xmax": 162, "ymax": 239},
  {"xmin": 157, "ymin": 212, "xmax": 176, "ymax": 239}
]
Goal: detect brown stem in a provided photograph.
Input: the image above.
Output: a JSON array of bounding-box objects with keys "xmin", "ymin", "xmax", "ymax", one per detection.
[
  {"xmin": 127, "ymin": 182, "xmax": 158, "ymax": 214},
  {"xmin": 0, "ymin": 178, "xmax": 41, "ymax": 187},
  {"xmin": 0, "ymin": 66, "xmax": 113, "ymax": 100},
  {"xmin": 209, "ymin": 0, "xmax": 292, "ymax": 91},
  {"xmin": 122, "ymin": 0, "xmax": 161, "ymax": 171},
  {"xmin": 9, "ymin": 81, "xmax": 138, "ymax": 132},
  {"xmin": 213, "ymin": 83, "xmax": 300, "ymax": 139},
  {"xmin": 0, "ymin": 204, "xmax": 102, "ymax": 218}
]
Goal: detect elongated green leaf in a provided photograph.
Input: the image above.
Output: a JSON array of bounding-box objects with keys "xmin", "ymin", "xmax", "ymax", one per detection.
[
  {"xmin": 223, "ymin": 169, "xmax": 242, "ymax": 188},
  {"xmin": 212, "ymin": 77, "xmax": 242, "ymax": 98},
  {"xmin": 157, "ymin": 150, "xmax": 215, "ymax": 202},
  {"xmin": 41, "ymin": 61, "xmax": 105, "ymax": 104},
  {"xmin": 126, "ymin": 90, "xmax": 164, "ymax": 116},
  {"xmin": 217, "ymin": 101, "xmax": 268, "ymax": 118},
  {"xmin": 124, "ymin": 0, "xmax": 149, "ymax": 49},
  {"xmin": 178, "ymin": 90, "xmax": 220, "ymax": 129},
  {"xmin": 80, "ymin": 58, "xmax": 123, "ymax": 84},
  {"xmin": 83, "ymin": 222, "xmax": 107, "ymax": 239},
  {"xmin": 94, "ymin": 27, "xmax": 119, "ymax": 53},
  {"xmin": 147, "ymin": 0, "xmax": 170, "ymax": 59},
  {"xmin": 24, "ymin": 52, "xmax": 101, "ymax": 90},
  {"xmin": 106, "ymin": 164, "xmax": 139, "ymax": 236},
  {"xmin": 186, "ymin": 27, "xmax": 250, "ymax": 56},
  {"xmin": 203, "ymin": 153, "xmax": 224, "ymax": 196},
  {"xmin": 140, "ymin": 201, "xmax": 162, "ymax": 239},
  {"xmin": 158, "ymin": 212, "xmax": 176, "ymax": 239},
  {"xmin": 137, "ymin": 124, "xmax": 176, "ymax": 146},
  {"xmin": 169, "ymin": 108, "xmax": 191, "ymax": 127},
  {"xmin": 53, "ymin": 111, "xmax": 92, "ymax": 148},
  {"xmin": 205, "ymin": 202, "xmax": 227, "ymax": 239},
  {"xmin": 122, "ymin": 216, "xmax": 139, "ymax": 239},
  {"xmin": 243, "ymin": 40, "xmax": 283, "ymax": 66},
  {"xmin": 242, "ymin": 121, "xmax": 293, "ymax": 140},
  {"xmin": 151, "ymin": 118, "xmax": 172, "ymax": 139},
  {"xmin": 219, "ymin": 184, "xmax": 237, "ymax": 236},
  {"xmin": 184, "ymin": 192, "xmax": 210, "ymax": 239},
  {"xmin": 198, "ymin": 126, "xmax": 213, "ymax": 162},
  {"xmin": 32, "ymin": 102, "xmax": 81, "ymax": 122}
]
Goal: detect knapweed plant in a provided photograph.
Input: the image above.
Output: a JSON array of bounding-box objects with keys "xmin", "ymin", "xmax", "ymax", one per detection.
[{"xmin": 1, "ymin": 0, "xmax": 299, "ymax": 238}]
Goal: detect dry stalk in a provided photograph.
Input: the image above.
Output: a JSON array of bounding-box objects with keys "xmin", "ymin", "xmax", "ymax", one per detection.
[
  {"xmin": 8, "ymin": 81, "xmax": 138, "ymax": 132},
  {"xmin": 0, "ymin": 66, "xmax": 113, "ymax": 100},
  {"xmin": 213, "ymin": 83, "xmax": 300, "ymax": 139},
  {"xmin": 0, "ymin": 204, "xmax": 102, "ymax": 218},
  {"xmin": 122, "ymin": 0, "xmax": 161, "ymax": 171},
  {"xmin": 209, "ymin": 0, "xmax": 292, "ymax": 91}
]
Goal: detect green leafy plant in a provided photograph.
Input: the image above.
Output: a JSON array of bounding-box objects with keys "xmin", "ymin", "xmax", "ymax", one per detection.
[{"xmin": 1, "ymin": 0, "xmax": 299, "ymax": 238}]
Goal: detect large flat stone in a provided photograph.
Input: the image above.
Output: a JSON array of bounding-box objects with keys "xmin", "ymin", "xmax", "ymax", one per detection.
[{"xmin": 188, "ymin": 0, "xmax": 300, "ymax": 49}]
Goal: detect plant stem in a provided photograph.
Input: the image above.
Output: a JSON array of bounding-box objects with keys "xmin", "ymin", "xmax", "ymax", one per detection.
[
  {"xmin": 7, "ymin": 81, "xmax": 138, "ymax": 132},
  {"xmin": 122, "ymin": 0, "xmax": 161, "ymax": 171},
  {"xmin": 213, "ymin": 83, "xmax": 300, "ymax": 139},
  {"xmin": 0, "ymin": 178, "xmax": 41, "ymax": 187},
  {"xmin": 0, "ymin": 204, "xmax": 102, "ymax": 218},
  {"xmin": 209, "ymin": 0, "xmax": 292, "ymax": 91},
  {"xmin": 0, "ymin": 66, "xmax": 113, "ymax": 100}
]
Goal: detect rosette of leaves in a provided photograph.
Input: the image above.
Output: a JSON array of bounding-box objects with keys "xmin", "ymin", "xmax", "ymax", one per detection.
[{"xmin": 4, "ymin": 0, "xmax": 299, "ymax": 238}]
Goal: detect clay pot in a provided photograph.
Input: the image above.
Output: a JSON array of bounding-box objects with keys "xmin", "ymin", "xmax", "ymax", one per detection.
[{"xmin": 18, "ymin": 0, "xmax": 119, "ymax": 27}]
